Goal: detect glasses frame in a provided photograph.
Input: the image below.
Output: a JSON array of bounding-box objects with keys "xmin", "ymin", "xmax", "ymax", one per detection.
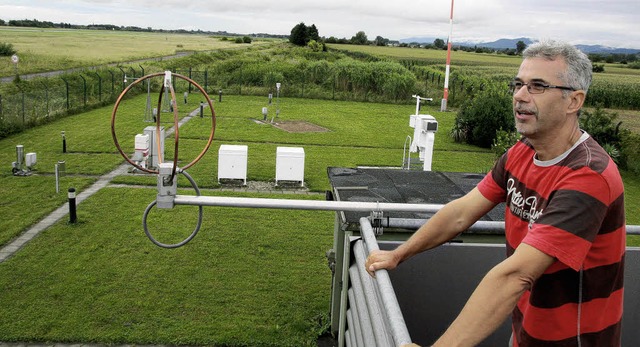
[{"xmin": 509, "ymin": 80, "xmax": 576, "ymax": 95}]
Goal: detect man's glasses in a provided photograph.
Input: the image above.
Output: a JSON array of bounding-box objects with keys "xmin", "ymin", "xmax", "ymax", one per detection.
[{"xmin": 509, "ymin": 80, "xmax": 576, "ymax": 94}]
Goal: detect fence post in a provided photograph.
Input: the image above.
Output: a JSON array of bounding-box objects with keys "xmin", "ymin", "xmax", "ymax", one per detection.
[
  {"xmin": 61, "ymin": 77, "xmax": 70, "ymax": 110},
  {"xmin": 17, "ymin": 85, "xmax": 26, "ymax": 124},
  {"xmin": 80, "ymin": 75, "xmax": 87, "ymax": 107},
  {"xmin": 92, "ymin": 72, "xmax": 102, "ymax": 102},
  {"xmin": 108, "ymin": 70, "xmax": 115, "ymax": 96},
  {"xmin": 139, "ymin": 64, "xmax": 145, "ymax": 76},
  {"xmin": 118, "ymin": 67, "xmax": 126, "ymax": 90},
  {"xmin": 188, "ymin": 67, "xmax": 193, "ymax": 94},
  {"xmin": 40, "ymin": 81, "xmax": 49, "ymax": 117},
  {"xmin": 300, "ymin": 70, "xmax": 305, "ymax": 98},
  {"xmin": 204, "ymin": 70, "xmax": 208, "ymax": 92},
  {"xmin": 332, "ymin": 75, "xmax": 336, "ymax": 100}
]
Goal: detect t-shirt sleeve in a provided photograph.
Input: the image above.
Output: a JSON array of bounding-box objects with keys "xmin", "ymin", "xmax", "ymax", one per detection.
[{"xmin": 477, "ymin": 172, "xmax": 506, "ymax": 204}]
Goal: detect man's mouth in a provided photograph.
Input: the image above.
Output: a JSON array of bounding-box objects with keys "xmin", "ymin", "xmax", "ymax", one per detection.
[{"xmin": 515, "ymin": 108, "xmax": 536, "ymax": 120}]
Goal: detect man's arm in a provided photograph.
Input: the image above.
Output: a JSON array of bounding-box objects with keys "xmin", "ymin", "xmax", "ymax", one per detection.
[
  {"xmin": 366, "ymin": 187, "xmax": 497, "ymax": 276},
  {"xmin": 433, "ymin": 243, "xmax": 555, "ymax": 347}
]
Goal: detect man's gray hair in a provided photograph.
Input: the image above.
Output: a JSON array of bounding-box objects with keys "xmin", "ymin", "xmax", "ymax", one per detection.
[{"xmin": 523, "ymin": 39, "xmax": 592, "ymax": 94}]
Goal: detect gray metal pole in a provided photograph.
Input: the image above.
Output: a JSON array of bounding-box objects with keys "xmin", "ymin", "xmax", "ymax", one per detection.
[
  {"xmin": 173, "ymin": 195, "xmax": 444, "ymax": 213},
  {"xmin": 384, "ymin": 218, "xmax": 640, "ymax": 235},
  {"xmin": 171, "ymin": 195, "xmax": 640, "ymax": 234},
  {"xmin": 359, "ymin": 217, "xmax": 412, "ymax": 346}
]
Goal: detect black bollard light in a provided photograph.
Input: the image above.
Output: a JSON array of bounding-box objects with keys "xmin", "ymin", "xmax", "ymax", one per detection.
[
  {"xmin": 200, "ymin": 101, "xmax": 204, "ymax": 118},
  {"xmin": 218, "ymin": 89, "xmax": 223, "ymax": 102},
  {"xmin": 61, "ymin": 131, "xmax": 67, "ymax": 153},
  {"xmin": 68, "ymin": 187, "xmax": 77, "ymax": 223}
]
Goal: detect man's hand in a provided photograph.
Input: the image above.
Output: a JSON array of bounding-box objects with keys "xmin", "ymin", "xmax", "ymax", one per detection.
[{"xmin": 365, "ymin": 249, "xmax": 401, "ymax": 277}]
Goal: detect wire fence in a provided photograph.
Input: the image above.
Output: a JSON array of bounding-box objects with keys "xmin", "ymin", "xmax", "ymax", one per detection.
[{"xmin": 0, "ymin": 65, "xmax": 475, "ymax": 138}]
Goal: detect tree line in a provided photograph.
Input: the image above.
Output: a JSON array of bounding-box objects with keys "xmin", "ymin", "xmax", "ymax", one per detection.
[{"xmin": 0, "ymin": 18, "xmax": 286, "ymax": 38}]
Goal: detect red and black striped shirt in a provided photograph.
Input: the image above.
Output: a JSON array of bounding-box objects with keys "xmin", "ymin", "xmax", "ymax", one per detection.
[{"xmin": 478, "ymin": 132, "xmax": 626, "ymax": 346}]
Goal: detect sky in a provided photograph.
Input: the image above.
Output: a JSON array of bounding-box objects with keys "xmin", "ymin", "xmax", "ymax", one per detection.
[{"xmin": 1, "ymin": 0, "xmax": 639, "ymax": 49}]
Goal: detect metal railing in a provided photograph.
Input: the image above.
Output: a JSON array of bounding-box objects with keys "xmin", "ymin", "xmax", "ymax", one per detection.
[{"xmin": 345, "ymin": 217, "xmax": 412, "ymax": 346}]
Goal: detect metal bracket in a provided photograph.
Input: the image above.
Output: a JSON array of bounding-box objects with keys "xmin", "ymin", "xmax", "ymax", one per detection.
[
  {"xmin": 369, "ymin": 209, "xmax": 384, "ymax": 236},
  {"xmin": 156, "ymin": 162, "xmax": 177, "ymax": 209}
]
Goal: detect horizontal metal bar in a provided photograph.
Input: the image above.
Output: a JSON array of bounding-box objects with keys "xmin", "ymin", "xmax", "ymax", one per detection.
[
  {"xmin": 385, "ymin": 218, "xmax": 505, "ymax": 233},
  {"xmin": 172, "ymin": 195, "xmax": 640, "ymax": 235},
  {"xmin": 385, "ymin": 218, "xmax": 640, "ymax": 235},
  {"xmin": 174, "ymin": 195, "xmax": 444, "ymax": 213}
]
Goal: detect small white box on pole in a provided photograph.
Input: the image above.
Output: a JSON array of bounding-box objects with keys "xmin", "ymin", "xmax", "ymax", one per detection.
[
  {"xmin": 275, "ymin": 147, "xmax": 305, "ymax": 187},
  {"xmin": 218, "ymin": 144, "xmax": 248, "ymax": 185},
  {"xmin": 25, "ymin": 152, "xmax": 37, "ymax": 168}
]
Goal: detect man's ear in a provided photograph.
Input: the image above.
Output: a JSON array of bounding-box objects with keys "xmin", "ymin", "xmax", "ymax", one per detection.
[{"xmin": 567, "ymin": 90, "xmax": 586, "ymax": 115}]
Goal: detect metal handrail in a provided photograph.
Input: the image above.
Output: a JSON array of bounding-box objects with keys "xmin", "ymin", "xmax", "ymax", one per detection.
[{"xmin": 359, "ymin": 217, "xmax": 412, "ymax": 346}]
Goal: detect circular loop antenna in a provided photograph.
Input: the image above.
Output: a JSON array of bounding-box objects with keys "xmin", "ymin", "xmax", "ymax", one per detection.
[
  {"xmin": 142, "ymin": 170, "xmax": 204, "ymax": 248},
  {"xmin": 111, "ymin": 72, "xmax": 216, "ymax": 174}
]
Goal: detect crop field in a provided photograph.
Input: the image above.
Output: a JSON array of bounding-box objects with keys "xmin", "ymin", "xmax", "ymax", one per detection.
[
  {"xmin": 0, "ymin": 26, "xmax": 274, "ymax": 76},
  {"xmin": 329, "ymin": 43, "xmax": 524, "ymax": 67},
  {"xmin": 0, "ymin": 28, "xmax": 639, "ymax": 346},
  {"xmin": 331, "ymin": 44, "xmax": 640, "ymax": 128}
]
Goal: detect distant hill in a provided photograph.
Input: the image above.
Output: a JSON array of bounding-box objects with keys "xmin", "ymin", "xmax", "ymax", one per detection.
[{"xmin": 399, "ymin": 37, "xmax": 640, "ymax": 54}]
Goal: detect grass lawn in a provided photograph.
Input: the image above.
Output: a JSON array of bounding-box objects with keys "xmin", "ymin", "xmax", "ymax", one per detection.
[
  {"xmin": 0, "ymin": 188, "xmax": 334, "ymax": 346},
  {"xmin": 0, "ymin": 94, "xmax": 638, "ymax": 346}
]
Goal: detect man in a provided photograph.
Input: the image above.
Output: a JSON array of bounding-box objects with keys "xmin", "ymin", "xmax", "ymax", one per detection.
[{"xmin": 366, "ymin": 40, "xmax": 626, "ymax": 346}]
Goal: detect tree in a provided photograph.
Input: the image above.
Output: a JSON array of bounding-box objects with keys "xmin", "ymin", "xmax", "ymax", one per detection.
[
  {"xmin": 452, "ymin": 84, "xmax": 514, "ymax": 148},
  {"xmin": 290, "ymin": 22, "xmax": 308, "ymax": 46},
  {"xmin": 307, "ymin": 24, "xmax": 320, "ymax": 42},
  {"xmin": 374, "ymin": 36, "xmax": 389, "ymax": 46},
  {"xmin": 433, "ymin": 38, "xmax": 445, "ymax": 49},
  {"xmin": 516, "ymin": 40, "xmax": 527, "ymax": 55},
  {"xmin": 351, "ymin": 31, "xmax": 368, "ymax": 45}
]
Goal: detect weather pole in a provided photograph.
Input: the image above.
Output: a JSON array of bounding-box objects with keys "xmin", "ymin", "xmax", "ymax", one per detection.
[{"xmin": 441, "ymin": 0, "xmax": 454, "ymax": 112}]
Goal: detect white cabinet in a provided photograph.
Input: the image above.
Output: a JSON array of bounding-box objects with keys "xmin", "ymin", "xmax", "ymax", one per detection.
[
  {"xmin": 276, "ymin": 147, "xmax": 304, "ymax": 187},
  {"xmin": 218, "ymin": 145, "xmax": 248, "ymax": 185}
]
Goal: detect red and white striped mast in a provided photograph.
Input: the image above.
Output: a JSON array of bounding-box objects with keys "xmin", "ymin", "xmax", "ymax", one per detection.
[{"xmin": 441, "ymin": 0, "xmax": 454, "ymax": 111}]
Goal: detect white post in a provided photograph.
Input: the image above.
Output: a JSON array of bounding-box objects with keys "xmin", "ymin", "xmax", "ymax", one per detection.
[{"xmin": 441, "ymin": 0, "xmax": 455, "ymax": 112}]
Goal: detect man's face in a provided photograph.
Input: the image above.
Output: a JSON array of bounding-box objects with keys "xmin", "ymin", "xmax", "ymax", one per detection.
[{"xmin": 512, "ymin": 57, "xmax": 574, "ymax": 140}]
